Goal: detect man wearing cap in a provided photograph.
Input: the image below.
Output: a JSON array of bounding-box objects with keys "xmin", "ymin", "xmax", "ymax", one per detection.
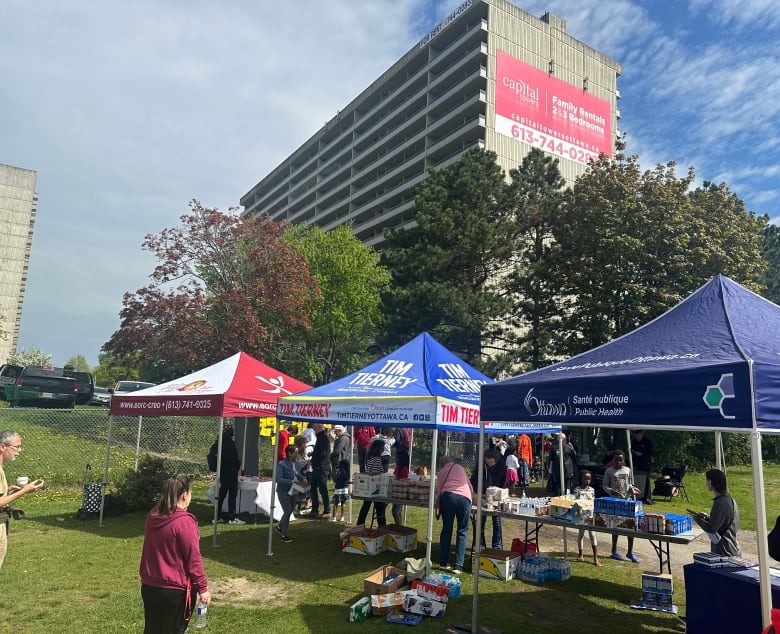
[
  {"xmin": 309, "ymin": 423, "xmax": 332, "ymax": 518},
  {"xmin": 330, "ymin": 425, "xmax": 350, "ymax": 476}
]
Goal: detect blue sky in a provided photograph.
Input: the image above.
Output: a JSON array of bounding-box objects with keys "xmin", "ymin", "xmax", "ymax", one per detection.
[{"xmin": 1, "ymin": 0, "xmax": 778, "ymax": 369}]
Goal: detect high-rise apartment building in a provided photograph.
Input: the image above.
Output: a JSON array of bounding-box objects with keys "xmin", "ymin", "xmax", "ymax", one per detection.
[
  {"xmin": 241, "ymin": 0, "xmax": 621, "ymax": 247},
  {"xmin": 0, "ymin": 163, "xmax": 37, "ymax": 363}
]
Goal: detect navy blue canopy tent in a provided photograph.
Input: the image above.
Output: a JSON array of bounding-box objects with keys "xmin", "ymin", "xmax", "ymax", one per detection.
[{"xmin": 480, "ymin": 275, "xmax": 780, "ymax": 626}]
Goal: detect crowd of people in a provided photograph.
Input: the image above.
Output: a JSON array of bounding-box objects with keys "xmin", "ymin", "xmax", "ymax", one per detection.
[{"xmin": 4, "ymin": 421, "xmax": 774, "ymax": 632}]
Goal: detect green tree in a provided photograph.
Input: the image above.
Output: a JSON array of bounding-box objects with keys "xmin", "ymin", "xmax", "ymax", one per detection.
[
  {"xmin": 65, "ymin": 355, "xmax": 91, "ymax": 372},
  {"xmin": 379, "ymin": 148, "xmax": 515, "ymax": 368},
  {"xmin": 761, "ymin": 223, "xmax": 780, "ymax": 304},
  {"xmin": 280, "ymin": 223, "xmax": 390, "ymax": 384},
  {"xmin": 103, "ymin": 201, "xmax": 319, "ymax": 381},
  {"xmin": 555, "ymin": 152, "xmax": 767, "ymax": 354},
  {"xmin": 8, "ymin": 347, "xmax": 51, "ymax": 366},
  {"xmin": 495, "ymin": 148, "xmax": 567, "ymax": 376},
  {"xmin": 92, "ymin": 352, "xmax": 139, "ymax": 388}
]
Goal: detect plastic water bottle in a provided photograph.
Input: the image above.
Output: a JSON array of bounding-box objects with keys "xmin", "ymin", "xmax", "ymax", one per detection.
[{"xmin": 195, "ymin": 601, "xmax": 208, "ymax": 629}]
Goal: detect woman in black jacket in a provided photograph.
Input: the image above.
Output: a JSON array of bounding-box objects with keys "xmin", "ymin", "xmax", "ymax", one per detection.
[{"xmin": 471, "ymin": 449, "xmax": 506, "ymax": 549}]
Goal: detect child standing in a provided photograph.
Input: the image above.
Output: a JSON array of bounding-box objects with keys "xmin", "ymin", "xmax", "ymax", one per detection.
[
  {"xmin": 574, "ymin": 470, "xmax": 601, "ymax": 566},
  {"xmin": 504, "ymin": 447, "xmax": 520, "ymax": 497},
  {"xmin": 602, "ymin": 450, "xmax": 641, "ymax": 563},
  {"xmin": 330, "ymin": 459, "xmax": 350, "ymax": 522}
]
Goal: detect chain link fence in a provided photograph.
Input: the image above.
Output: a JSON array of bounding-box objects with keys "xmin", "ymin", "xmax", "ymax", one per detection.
[
  {"xmin": 0, "ymin": 406, "xmax": 222, "ymax": 488},
  {"xmin": 1, "ymin": 405, "xmax": 561, "ymax": 490}
]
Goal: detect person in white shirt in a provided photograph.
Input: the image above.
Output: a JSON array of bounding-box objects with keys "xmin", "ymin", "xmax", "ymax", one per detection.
[{"xmin": 602, "ymin": 451, "xmax": 641, "ymax": 563}]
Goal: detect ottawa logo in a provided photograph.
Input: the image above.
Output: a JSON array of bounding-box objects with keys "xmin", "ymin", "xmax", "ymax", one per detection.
[{"xmin": 523, "ymin": 388, "xmax": 569, "ymax": 417}]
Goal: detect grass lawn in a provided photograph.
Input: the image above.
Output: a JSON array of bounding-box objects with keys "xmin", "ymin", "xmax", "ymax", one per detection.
[{"xmin": 3, "ymin": 464, "xmax": 778, "ymax": 633}]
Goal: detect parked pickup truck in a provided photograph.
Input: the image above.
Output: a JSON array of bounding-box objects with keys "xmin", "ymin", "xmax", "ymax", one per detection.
[
  {"xmin": 0, "ymin": 364, "xmax": 23, "ymax": 400},
  {"xmin": 4, "ymin": 365, "xmax": 78, "ymax": 408}
]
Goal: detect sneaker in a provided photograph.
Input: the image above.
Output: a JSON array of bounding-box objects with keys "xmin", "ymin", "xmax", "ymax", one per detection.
[
  {"xmin": 329, "ymin": 516, "xmax": 337, "ymax": 522},
  {"xmin": 439, "ymin": 564, "xmax": 452, "ymax": 571},
  {"xmin": 627, "ymin": 553, "xmax": 641, "ymax": 564},
  {"xmin": 610, "ymin": 552, "xmax": 627, "ymax": 561},
  {"xmin": 338, "ymin": 516, "xmax": 345, "ymax": 522},
  {"xmin": 643, "ymin": 499, "xmax": 655, "ymax": 505},
  {"xmin": 228, "ymin": 518, "xmax": 246, "ymax": 525},
  {"xmin": 211, "ymin": 519, "xmax": 223, "ymax": 525},
  {"xmin": 452, "ymin": 566, "xmax": 463, "ymax": 575},
  {"xmin": 280, "ymin": 535, "xmax": 293, "ymax": 543},
  {"xmin": 275, "ymin": 524, "xmax": 283, "ymax": 534}
]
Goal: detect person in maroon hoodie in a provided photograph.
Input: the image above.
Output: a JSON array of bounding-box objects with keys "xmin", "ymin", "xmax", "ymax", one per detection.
[{"xmin": 140, "ymin": 475, "xmax": 210, "ymax": 633}]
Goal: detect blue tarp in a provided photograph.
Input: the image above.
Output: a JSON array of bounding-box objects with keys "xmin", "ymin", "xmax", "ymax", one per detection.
[
  {"xmin": 278, "ymin": 332, "xmax": 558, "ymax": 434},
  {"xmin": 481, "ymin": 275, "xmax": 780, "ymax": 433}
]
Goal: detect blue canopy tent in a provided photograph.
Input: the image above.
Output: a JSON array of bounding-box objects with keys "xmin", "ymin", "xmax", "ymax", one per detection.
[
  {"xmin": 275, "ymin": 332, "xmax": 559, "ymax": 559},
  {"xmin": 481, "ymin": 275, "xmax": 780, "ymax": 627}
]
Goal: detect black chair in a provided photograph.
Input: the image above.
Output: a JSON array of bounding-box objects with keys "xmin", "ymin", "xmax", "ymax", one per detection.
[{"xmin": 653, "ymin": 465, "xmax": 689, "ymax": 502}]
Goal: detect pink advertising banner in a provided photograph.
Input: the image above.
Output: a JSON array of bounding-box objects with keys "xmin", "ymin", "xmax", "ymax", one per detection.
[{"xmin": 495, "ymin": 50, "xmax": 612, "ymax": 165}]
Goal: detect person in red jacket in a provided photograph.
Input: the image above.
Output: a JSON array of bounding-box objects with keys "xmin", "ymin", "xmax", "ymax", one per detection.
[
  {"xmin": 354, "ymin": 425, "xmax": 376, "ymax": 473},
  {"xmin": 276, "ymin": 424, "xmax": 298, "ymax": 463},
  {"xmin": 140, "ymin": 475, "xmax": 210, "ymax": 633}
]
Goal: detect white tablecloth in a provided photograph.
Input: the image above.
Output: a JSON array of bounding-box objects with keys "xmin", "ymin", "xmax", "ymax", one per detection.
[{"xmin": 207, "ymin": 477, "xmax": 292, "ymax": 522}]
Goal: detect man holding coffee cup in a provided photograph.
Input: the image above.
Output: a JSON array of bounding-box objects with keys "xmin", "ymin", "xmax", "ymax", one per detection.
[{"xmin": 0, "ymin": 429, "xmax": 45, "ymax": 569}]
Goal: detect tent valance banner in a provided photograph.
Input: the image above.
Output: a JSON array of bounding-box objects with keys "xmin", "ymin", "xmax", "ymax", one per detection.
[
  {"xmin": 481, "ymin": 275, "xmax": 780, "ymax": 433},
  {"xmin": 109, "ymin": 351, "xmax": 312, "ymax": 418}
]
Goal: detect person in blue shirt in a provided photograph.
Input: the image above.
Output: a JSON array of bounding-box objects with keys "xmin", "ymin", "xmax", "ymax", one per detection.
[{"xmin": 275, "ymin": 445, "xmax": 304, "ymax": 543}]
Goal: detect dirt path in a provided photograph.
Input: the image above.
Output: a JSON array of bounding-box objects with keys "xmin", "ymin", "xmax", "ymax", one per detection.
[{"xmin": 537, "ymin": 524, "xmax": 759, "ymax": 579}]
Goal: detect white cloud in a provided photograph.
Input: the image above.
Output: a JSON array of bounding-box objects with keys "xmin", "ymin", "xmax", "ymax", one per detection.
[{"xmin": 2, "ymin": 0, "xmax": 778, "ymax": 365}]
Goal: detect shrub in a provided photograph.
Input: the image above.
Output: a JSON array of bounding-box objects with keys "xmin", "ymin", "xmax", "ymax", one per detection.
[{"xmin": 115, "ymin": 454, "xmax": 173, "ymax": 511}]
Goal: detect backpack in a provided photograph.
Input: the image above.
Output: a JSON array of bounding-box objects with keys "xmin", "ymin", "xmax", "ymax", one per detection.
[{"xmin": 207, "ymin": 442, "xmax": 218, "ymax": 472}]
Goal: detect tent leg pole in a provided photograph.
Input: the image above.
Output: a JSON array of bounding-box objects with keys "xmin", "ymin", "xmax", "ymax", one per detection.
[
  {"xmin": 212, "ymin": 418, "xmax": 224, "ymax": 547},
  {"xmin": 99, "ymin": 415, "xmax": 115, "ymax": 528},
  {"xmin": 134, "ymin": 416, "xmax": 143, "ymax": 471},
  {"xmin": 425, "ymin": 429, "xmax": 439, "ymax": 565},
  {"xmin": 751, "ymin": 431, "xmax": 772, "ymax": 629},
  {"xmin": 267, "ymin": 418, "xmax": 278, "ymax": 556},
  {"xmin": 471, "ymin": 416, "xmax": 488, "ymax": 634}
]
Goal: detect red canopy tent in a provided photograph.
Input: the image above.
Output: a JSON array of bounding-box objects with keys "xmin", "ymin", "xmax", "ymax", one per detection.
[{"xmin": 103, "ymin": 352, "xmax": 311, "ymax": 542}]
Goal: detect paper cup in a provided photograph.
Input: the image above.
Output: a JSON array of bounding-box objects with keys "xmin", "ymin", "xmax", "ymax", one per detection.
[{"xmin": 16, "ymin": 476, "xmax": 29, "ymax": 486}]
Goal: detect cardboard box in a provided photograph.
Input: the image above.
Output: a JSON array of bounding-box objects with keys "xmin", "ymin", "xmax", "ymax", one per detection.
[
  {"xmin": 403, "ymin": 593, "xmax": 447, "ymax": 618},
  {"xmin": 370, "ymin": 590, "xmax": 414, "ymax": 615},
  {"xmin": 642, "ymin": 572, "xmax": 674, "ymax": 594},
  {"xmin": 353, "ymin": 473, "xmax": 381, "ymax": 497},
  {"xmin": 411, "ymin": 578, "xmax": 450, "ymax": 603},
  {"xmin": 437, "ymin": 574, "xmax": 461, "ymax": 599},
  {"xmin": 378, "ymin": 473, "xmax": 393, "ymax": 498},
  {"xmin": 385, "ymin": 608, "xmax": 424, "ymax": 625},
  {"xmin": 364, "ymin": 564, "xmax": 407, "ymax": 595},
  {"xmin": 549, "ymin": 496, "xmax": 594, "ymax": 523},
  {"xmin": 382, "ymin": 524, "xmax": 418, "ymax": 553},
  {"xmin": 341, "ymin": 529, "xmax": 386, "ymax": 555},
  {"xmin": 478, "ymin": 548, "xmax": 521, "ymax": 581},
  {"xmin": 349, "ymin": 596, "xmax": 371, "ymax": 623}
]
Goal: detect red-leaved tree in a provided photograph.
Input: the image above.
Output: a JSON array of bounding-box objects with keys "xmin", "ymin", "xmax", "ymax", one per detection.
[{"xmin": 103, "ymin": 201, "xmax": 319, "ymax": 380}]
